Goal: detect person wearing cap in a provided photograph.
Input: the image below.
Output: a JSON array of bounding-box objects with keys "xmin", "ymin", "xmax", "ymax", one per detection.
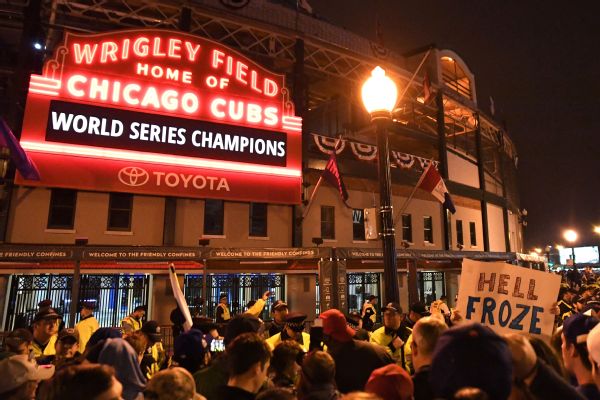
[
  {"xmin": 266, "ymin": 312, "xmax": 311, "ymax": 352},
  {"xmin": 145, "ymin": 367, "xmax": 207, "ymax": 400},
  {"xmin": 38, "ymin": 328, "xmax": 82, "ymax": 369},
  {"xmin": 562, "ymin": 313, "xmax": 600, "ymax": 399},
  {"xmin": 370, "ymin": 302, "xmax": 415, "ymax": 371},
  {"xmin": 0, "ymin": 354, "xmax": 54, "ymax": 399},
  {"xmin": 558, "ymin": 286, "xmax": 577, "ymax": 322},
  {"xmin": 267, "ymin": 300, "xmax": 289, "ymax": 337},
  {"xmin": 31, "ymin": 307, "xmax": 61, "ymax": 358},
  {"xmin": 140, "ymin": 320, "xmax": 166, "ymax": 379},
  {"xmin": 216, "ymin": 294, "xmax": 231, "ymax": 324},
  {"xmin": 587, "ymin": 323, "xmax": 600, "ymax": 391},
  {"xmin": 364, "ymin": 363, "xmax": 414, "ymax": 400},
  {"xmin": 245, "ymin": 291, "xmax": 272, "ymax": 319},
  {"xmin": 361, "ymin": 295, "xmax": 378, "ymax": 331},
  {"xmin": 321, "ymin": 308, "xmax": 393, "ymax": 393},
  {"xmin": 75, "ymin": 301, "xmax": 99, "ymax": 353},
  {"xmin": 346, "ymin": 312, "xmax": 370, "ymax": 341},
  {"xmin": 121, "ymin": 305, "xmax": 146, "ymax": 335},
  {"xmin": 172, "ymin": 329, "xmax": 210, "ymax": 374}
]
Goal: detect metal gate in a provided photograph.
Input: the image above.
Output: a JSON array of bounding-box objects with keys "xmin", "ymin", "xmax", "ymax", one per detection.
[
  {"xmin": 183, "ymin": 274, "xmax": 205, "ymax": 317},
  {"xmin": 200, "ymin": 273, "xmax": 284, "ymax": 321},
  {"xmin": 5, "ymin": 274, "xmax": 150, "ymax": 330},
  {"xmin": 347, "ymin": 272, "xmax": 382, "ymax": 317}
]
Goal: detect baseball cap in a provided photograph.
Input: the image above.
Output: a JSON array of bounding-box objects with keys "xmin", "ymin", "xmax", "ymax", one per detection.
[
  {"xmin": 141, "ymin": 321, "xmax": 162, "ymax": 344},
  {"xmin": 429, "ymin": 322, "xmax": 513, "ymax": 400},
  {"xmin": 587, "ymin": 323, "xmax": 600, "ymax": 364},
  {"xmin": 32, "ymin": 307, "xmax": 62, "ymax": 323},
  {"xmin": 82, "ymin": 301, "xmax": 96, "ymax": 310},
  {"xmin": 173, "ymin": 329, "xmax": 208, "ymax": 374},
  {"xmin": 271, "ymin": 300, "xmax": 288, "ymax": 313},
  {"xmin": 381, "ymin": 302, "xmax": 402, "ymax": 314},
  {"xmin": 320, "ymin": 309, "xmax": 355, "ymax": 342},
  {"xmin": 0, "ymin": 355, "xmax": 55, "ymax": 394},
  {"xmin": 365, "ymin": 364, "xmax": 414, "ymax": 400},
  {"xmin": 285, "ymin": 312, "xmax": 307, "ymax": 332},
  {"xmin": 563, "ymin": 313, "xmax": 599, "ymax": 345},
  {"xmin": 58, "ymin": 328, "xmax": 79, "ymax": 343},
  {"xmin": 410, "ymin": 302, "xmax": 429, "ymax": 317}
]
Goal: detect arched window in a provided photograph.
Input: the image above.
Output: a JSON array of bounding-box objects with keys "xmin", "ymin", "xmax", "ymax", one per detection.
[{"xmin": 440, "ymin": 55, "xmax": 473, "ymax": 100}]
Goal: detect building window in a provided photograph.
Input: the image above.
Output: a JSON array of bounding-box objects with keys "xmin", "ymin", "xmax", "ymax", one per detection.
[
  {"xmin": 321, "ymin": 206, "xmax": 335, "ymax": 239},
  {"xmin": 424, "ymin": 216, "xmax": 434, "ymax": 243},
  {"xmin": 456, "ymin": 220, "xmax": 464, "ymax": 246},
  {"xmin": 107, "ymin": 193, "xmax": 133, "ymax": 231},
  {"xmin": 402, "ymin": 214, "xmax": 412, "ymax": 243},
  {"xmin": 249, "ymin": 203, "xmax": 268, "ymax": 237},
  {"xmin": 352, "ymin": 209, "xmax": 365, "ymax": 241},
  {"xmin": 47, "ymin": 189, "xmax": 77, "ymax": 229},
  {"xmin": 204, "ymin": 200, "xmax": 224, "ymax": 235},
  {"xmin": 470, "ymin": 222, "xmax": 477, "ymax": 246}
]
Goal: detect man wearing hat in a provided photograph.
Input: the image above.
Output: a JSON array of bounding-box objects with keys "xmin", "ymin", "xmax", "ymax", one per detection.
[
  {"xmin": 562, "ymin": 313, "xmax": 600, "ymax": 399},
  {"xmin": 361, "ymin": 295, "xmax": 378, "ymax": 331},
  {"xmin": 140, "ymin": 320, "xmax": 166, "ymax": 379},
  {"xmin": 216, "ymin": 294, "xmax": 231, "ymax": 324},
  {"xmin": 0, "ymin": 355, "xmax": 55, "ymax": 399},
  {"xmin": 266, "ymin": 312, "xmax": 311, "ymax": 352},
  {"xmin": 558, "ymin": 285, "xmax": 577, "ymax": 323},
  {"xmin": 121, "ymin": 305, "xmax": 146, "ymax": 335},
  {"xmin": 320, "ymin": 308, "xmax": 392, "ymax": 393},
  {"xmin": 75, "ymin": 301, "xmax": 99, "ymax": 352},
  {"xmin": 38, "ymin": 328, "xmax": 82, "ymax": 369},
  {"xmin": 267, "ymin": 299, "xmax": 289, "ymax": 337},
  {"xmin": 31, "ymin": 307, "xmax": 61, "ymax": 358}
]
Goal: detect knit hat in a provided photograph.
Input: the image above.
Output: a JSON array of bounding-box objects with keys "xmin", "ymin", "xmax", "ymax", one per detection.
[{"xmin": 173, "ymin": 329, "xmax": 207, "ymax": 374}]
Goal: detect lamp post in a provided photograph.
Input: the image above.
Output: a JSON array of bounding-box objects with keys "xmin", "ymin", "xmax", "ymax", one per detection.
[{"xmin": 361, "ymin": 66, "xmax": 400, "ymax": 304}]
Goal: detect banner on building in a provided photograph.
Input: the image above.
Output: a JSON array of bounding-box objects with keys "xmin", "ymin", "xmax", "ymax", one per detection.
[{"xmin": 456, "ymin": 259, "xmax": 561, "ymax": 337}]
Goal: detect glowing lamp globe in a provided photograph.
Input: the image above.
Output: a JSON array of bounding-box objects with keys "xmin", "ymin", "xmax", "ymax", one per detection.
[
  {"xmin": 563, "ymin": 229, "xmax": 578, "ymax": 243},
  {"xmin": 361, "ymin": 66, "xmax": 398, "ymax": 117}
]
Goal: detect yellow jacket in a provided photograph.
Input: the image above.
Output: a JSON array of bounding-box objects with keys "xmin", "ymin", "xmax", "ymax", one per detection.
[
  {"xmin": 266, "ymin": 331, "xmax": 311, "ymax": 352},
  {"xmin": 246, "ymin": 299, "xmax": 266, "ymax": 317},
  {"xmin": 144, "ymin": 341, "xmax": 166, "ymax": 379},
  {"xmin": 31, "ymin": 335, "xmax": 57, "ymax": 358},
  {"xmin": 216, "ymin": 303, "xmax": 231, "ymax": 322},
  {"xmin": 75, "ymin": 315, "xmax": 99, "ymax": 352},
  {"xmin": 121, "ymin": 315, "xmax": 143, "ymax": 334},
  {"xmin": 370, "ymin": 326, "xmax": 413, "ymax": 372}
]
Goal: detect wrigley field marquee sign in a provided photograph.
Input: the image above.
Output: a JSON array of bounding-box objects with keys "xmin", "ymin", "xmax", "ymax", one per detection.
[{"xmin": 19, "ymin": 29, "xmax": 302, "ymax": 203}]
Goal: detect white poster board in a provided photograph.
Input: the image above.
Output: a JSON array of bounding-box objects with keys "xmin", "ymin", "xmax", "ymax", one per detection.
[{"xmin": 456, "ymin": 259, "xmax": 561, "ymax": 337}]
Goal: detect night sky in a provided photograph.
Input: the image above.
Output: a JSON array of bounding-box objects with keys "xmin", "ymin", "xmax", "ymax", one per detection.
[{"xmin": 312, "ymin": 1, "xmax": 600, "ymax": 250}]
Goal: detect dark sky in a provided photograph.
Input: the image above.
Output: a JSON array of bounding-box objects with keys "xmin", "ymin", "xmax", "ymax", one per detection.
[{"xmin": 312, "ymin": 1, "xmax": 600, "ymax": 249}]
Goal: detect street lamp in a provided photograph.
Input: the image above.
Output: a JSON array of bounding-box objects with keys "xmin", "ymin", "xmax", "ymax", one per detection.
[
  {"xmin": 563, "ymin": 229, "xmax": 578, "ymax": 264},
  {"xmin": 594, "ymin": 226, "xmax": 600, "ymax": 235},
  {"xmin": 361, "ymin": 66, "xmax": 399, "ymax": 304}
]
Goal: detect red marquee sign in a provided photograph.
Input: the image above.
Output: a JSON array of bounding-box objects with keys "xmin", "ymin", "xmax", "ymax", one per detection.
[{"xmin": 18, "ymin": 29, "xmax": 302, "ymax": 204}]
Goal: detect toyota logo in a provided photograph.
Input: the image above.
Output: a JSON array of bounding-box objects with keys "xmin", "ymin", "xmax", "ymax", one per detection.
[{"xmin": 118, "ymin": 167, "xmax": 150, "ymax": 187}]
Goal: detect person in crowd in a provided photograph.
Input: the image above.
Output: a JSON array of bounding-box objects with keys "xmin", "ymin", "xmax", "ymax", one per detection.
[
  {"xmin": 581, "ymin": 286, "xmax": 597, "ymax": 303},
  {"xmin": 38, "ymin": 328, "xmax": 82, "ymax": 370},
  {"xmin": 267, "ymin": 312, "xmax": 310, "ymax": 352},
  {"xmin": 364, "ymin": 364, "xmax": 413, "ymax": 400},
  {"xmin": 346, "ymin": 312, "xmax": 369, "ymax": 341},
  {"xmin": 98, "ymin": 338, "xmax": 146, "ymax": 400},
  {"xmin": 528, "ymin": 336, "xmax": 567, "ymax": 379},
  {"xmin": 268, "ymin": 300, "xmax": 290, "ymax": 337},
  {"xmin": 504, "ymin": 331, "xmax": 585, "ymax": 399},
  {"xmin": 410, "ymin": 316, "xmax": 448, "ymax": 400},
  {"xmin": 124, "ymin": 331, "xmax": 147, "ymax": 364},
  {"xmin": 562, "ymin": 314, "xmax": 600, "ymax": 399},
  {"xmin": 438, "ymin": 295, "xmax": 451, "ymax": 317},
  {"xmin": 429, "ymin": 323, "xmax": 513, "ymax": 400},
  {"xmin": 361, "ymin": 295, "xmax": 378, "ymax": 332},
  {"xmin": 218, "ymin": 332, "xmax": 271, "ymax": 400},
  {"xmin": 338, "ymin": 393, "xmax": 380, "ymax": 400},
  {"xmin": 216, "ymin": 294, "xmax": 231, "ymax": 324},
  {"xmin": 586, "ymin": 322, "xmax": 600, "ymax": 391},
  {"xmin": 37, "ymin": 363, "xmax": 122, "ymax": 400},
  {"xmin": 139, "ymin": 320, "xmax": 166, "ymax": 378},
  {"xmin": 85, "ymin": 327, "xmax": 123, "ymax": 357},
  {"xmin": 172, "ymin": 328, "xmax": 210, "ymax": 374},
  {"xmin": 255, "ymin": 388, "xmax": 297, "ymax": 400},
  {"xmin": 559, "ymin": 286, "xmax": 578, "ymax": 322},
  {"xmin": 193, "ymin": 316, "xmax": 221, "ymax": 351},
  {"xmin": 320, "ymin": 308, "xmax": 393, "ymax": 393},
  {"xmin": 121, "ymin": 305, "xmax": 146, "ymax": 335},
  {"xmin": 74, "ymin": 301, "xmax": 99, "ymax": 353},
  {"xmin": 269, "ymin": 340, "xmax": 304, "ymax": 391},
  {"xmin": 245, "ymin": 291, "xmax": 272, "ymax": 318},
  {"xmin": 31, "ymin": 307, "xmax": 61, "ymax": 358},
  {"xmin": 171, "ymin": 306, "xmax": 186, "ymax": 340},
  {"xmin": 0, "ymin": 354, "xmax": 54, "ymax": 400},
  {"xmin": 297, "ymin": 350, "xmax": 339, "ymax": 400},
  {"xmin": 144, "ymin": 367, "xmax": 207, "ymax": 400},
  {"xmin": 0, "ymin": 328, "xmax": 33, "ymax": 360},
  {"xmin": 194, "ymin": 314, "xmax": 262, "ymax": 400}
]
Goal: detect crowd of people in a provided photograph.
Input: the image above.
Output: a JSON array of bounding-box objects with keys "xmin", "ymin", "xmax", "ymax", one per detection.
[{"xmin": 3, "ymin": 267, "xmax": 600, "ymax": 399}]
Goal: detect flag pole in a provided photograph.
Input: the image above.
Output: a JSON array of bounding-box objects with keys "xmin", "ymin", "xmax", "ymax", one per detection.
[
  {"xmin": 393, "ymin": 164, "xmax": 431, "ymax": 227},
  {"xmin": 393, "ymin": 47, "xmax": 432, "ymax": 111}
]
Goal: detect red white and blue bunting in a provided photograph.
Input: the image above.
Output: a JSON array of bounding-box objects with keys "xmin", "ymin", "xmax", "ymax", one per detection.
[{"xmin": 312, "ymin": 133, "xmax": 439, "ymax": 172}]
